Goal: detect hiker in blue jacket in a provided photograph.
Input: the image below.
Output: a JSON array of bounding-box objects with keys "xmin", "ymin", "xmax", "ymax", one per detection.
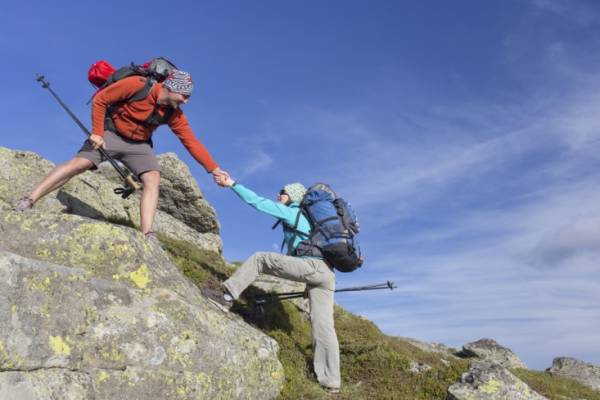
[{"xmin": 215, "ymin": 174, "xmax": 341, "ymax": 393}]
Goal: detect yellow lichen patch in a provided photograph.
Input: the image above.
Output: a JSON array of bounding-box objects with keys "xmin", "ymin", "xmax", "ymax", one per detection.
[
  {"xmin": 100, "ymin": 347, "xmax": 123, "ymax": 362},
  {"xmin": 10, "ymin": 305, "xmax": 17, "ymax": 315},
  {"xmin": 480, "ymin": 379, "xmax": 502, "ymax": 394},
  {"xmin": 196, "ymin": 373, "xmax": 211, "ymax": 391},
  {"xmin": 129, "ymin": 264, "xmax": 151, "ymax": 289},
  {"xmin": 112, "ymin": 274, "xmax": 121, "ymax": 281},
  {"xmin": 49, "ymin": 336, "xmax": 71, "ymax": 356},
  {"xmin": 68, "ymin": 274, "xmax": 83, "ymax": 282},
  {"xmin": 0, "ymin": 341, "xmax": 15, "ymax": 369},
  {"xmin": 21, "ymin": 218, "xmax": 33, "ymax": 231},
  {"xmin": 36, "ymin": 247, "xmax": 52, "ymax": 261},
  {"xmin": 111, "ymin": 243, "xmax": 134, "ymax": 258},
  {"xmin": 4, "ymin": 213, "xmax": 22, "ymax": 224},
  {"xmin": 40, "ymin": 303, "xmax": 50, "ymax": 318},
  {"xmin": 97, "ymin": 370, "xmax": 110, "ymax": 384},
  {"xmin": 24, "ymin": 275, "xmax": 52, "ymax": 292},
  {"xmin": 176, "ymin": 386, "xmax": 190, "ymax": 397}
]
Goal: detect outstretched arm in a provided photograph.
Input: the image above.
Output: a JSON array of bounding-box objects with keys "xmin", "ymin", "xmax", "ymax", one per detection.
[{"xmin": 215, "ymin": 173, "xmax": 298, "ymax": 224}]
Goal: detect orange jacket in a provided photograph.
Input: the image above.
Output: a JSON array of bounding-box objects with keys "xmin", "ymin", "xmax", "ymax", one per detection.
[{"xmin": 91, "ymin": 76, "xmax": 219, "ymax": 172}]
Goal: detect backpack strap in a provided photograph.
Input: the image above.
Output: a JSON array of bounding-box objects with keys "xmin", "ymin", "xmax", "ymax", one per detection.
[
  {"xmin": 105, "ymin": 78, "xmax": 175, "ymax": 134},
  {"xmin": 274, "ymin": 207, "xmax": 310, "ymax": 254},
  {"xmin": 143, "ymin": 103, "xmax": 175, "ymax": 127}
]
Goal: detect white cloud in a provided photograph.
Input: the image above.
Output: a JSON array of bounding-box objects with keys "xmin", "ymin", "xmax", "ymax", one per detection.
[{"xmin": 234, "ymin": 146, "xmax": 273, "ymax": 180}]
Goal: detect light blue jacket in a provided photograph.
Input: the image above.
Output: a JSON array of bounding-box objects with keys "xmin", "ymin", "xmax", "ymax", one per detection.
[{"xmin": 231, "ymin": 183, "xmax": 311, "ymax": 254}]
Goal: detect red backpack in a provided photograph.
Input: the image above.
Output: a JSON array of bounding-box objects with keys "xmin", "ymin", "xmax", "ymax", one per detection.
[{"xmin": 88, "ymin": 57, "xmax": 176, "ymax": 90}]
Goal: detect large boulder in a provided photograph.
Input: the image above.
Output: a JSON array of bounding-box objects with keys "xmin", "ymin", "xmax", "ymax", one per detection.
[
  {"xmin": 448, "ymin": 361, "xmax": 547, "ymax": 400},
  {"xmin": 461, "ymin": 339, "xmax": 527, "ymax": 369},
  {"xmin": 0, "ymin": 210, "xmax": 284, "ymax": 399},
  {"xmin": 93, "ymin": 153, "xmax": 220, "ymax": 234},
  {"xmin": 0, "ymin": 146, "xmax": 222, "ymax": 253},
  {"xmin": 547, "ymin": 357, "xmax": 600, "ymax": 391}
]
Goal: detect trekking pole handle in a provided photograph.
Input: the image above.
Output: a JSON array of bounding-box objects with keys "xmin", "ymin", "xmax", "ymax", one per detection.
[{"xmin": 125, "ymin": 175, "xmax": 142, "ymax": 191}]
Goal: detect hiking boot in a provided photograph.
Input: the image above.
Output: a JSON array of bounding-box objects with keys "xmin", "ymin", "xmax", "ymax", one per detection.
[
  {"xmin": 321, "ymin": 385, "xmax": 340, "ymax": 394},
  {"xmin": 14, "ymin": 197, "xmax": 34, "ymax": 212},
  {"xmin": 201, "ymin": 285, "xmax": 234, "ymax": 311}
]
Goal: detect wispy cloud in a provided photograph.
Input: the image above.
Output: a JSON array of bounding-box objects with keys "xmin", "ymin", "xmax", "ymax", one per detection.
[{"xmin": 233, "ymin": 146, "xmax": 273, "ymax": 180}]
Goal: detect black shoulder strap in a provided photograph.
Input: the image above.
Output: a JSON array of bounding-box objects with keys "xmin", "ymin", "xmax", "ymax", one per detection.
[
  {"xmin": 128, "ymin": 78, "xmax": 155, "ymax": 103},
  {"xmin": 279, "ymin": 209, "xmax": 310, "ymax": 254}
]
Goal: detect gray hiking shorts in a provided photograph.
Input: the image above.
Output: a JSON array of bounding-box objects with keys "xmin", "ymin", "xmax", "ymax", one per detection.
[{"xmin": 76, "ymin": 130, "xmax": 160, "ymax": 176}]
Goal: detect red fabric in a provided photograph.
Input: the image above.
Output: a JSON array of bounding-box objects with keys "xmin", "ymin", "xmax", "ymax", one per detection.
[{"xmin": 88, "ymin": 60, "xmax": 116, "ymax": 88}]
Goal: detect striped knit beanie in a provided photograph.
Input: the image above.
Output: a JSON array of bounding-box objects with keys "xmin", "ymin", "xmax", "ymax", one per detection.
[
  {"xmin": 163, "ymin": 70, "xmax": 194, "ymax": 96},
  {"xmin": 282, "ymin": 183, "xmax": 306, "ymax": 204}
]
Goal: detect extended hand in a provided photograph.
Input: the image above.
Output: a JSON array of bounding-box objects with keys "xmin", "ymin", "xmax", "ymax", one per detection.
[{"xmin": 212, "ymin": 169, "xmax": 235, "ymax": 187}]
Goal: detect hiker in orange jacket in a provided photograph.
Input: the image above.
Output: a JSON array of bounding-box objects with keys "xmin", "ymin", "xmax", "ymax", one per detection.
[{"xmin": 15, "ymin": 70, "xmax": 227, "ymax": 240}]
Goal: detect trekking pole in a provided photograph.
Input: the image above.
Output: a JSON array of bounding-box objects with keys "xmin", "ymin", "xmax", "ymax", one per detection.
[
  {"xmin": 255, "ymin": 280, "xmax": 397, "ymax": 305},
  {"xmin": 35, "ymin": 74, "xmax": 141, "ymax": 199}
]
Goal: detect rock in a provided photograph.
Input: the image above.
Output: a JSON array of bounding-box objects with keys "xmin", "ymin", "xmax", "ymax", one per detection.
[
  {"xmin": 0, "ymin": 241, "xmax": 284, "ymax": 399},
  {"xmin": 547, "ymin": 357, "xmax": 600, "ymax": 391},
  {"xmin": 0, "ymin": 146, "xmax": 285, "ymax": 398},
  {"xmin": 94, "ymin": 153, "xmax": 220, "ymax": 234},
  {"xmin": 0, "ymin": 147, "xmax": 65, "ymax": 214},
  {"xmin": 448, "ymin": 361, "xmax": 548, "ymax": 400},
  {"xmin": 461, "ymin": 338, "xmax": 527, "ymax": 369},
  {"xmin": 155, "ymin": 153, "xmax": 220, "ymax": 234},
  {"xmin": 58, "ymin": 163, "xmax": 221, "ymax": 253},
  {"xmin": 0, "ymin": 146, "xmax": 222, "ymax": 253},
  {"xmin": 409, "ymin": 361, "xmax": 432, "ymax": 374},
  {"xmin": 401, "ymin": 337, "xmax": 460, "ymax": 358}
]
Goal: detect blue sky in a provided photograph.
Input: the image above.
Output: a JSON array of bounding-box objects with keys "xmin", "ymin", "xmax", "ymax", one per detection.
[{"xmin": 2, "ymin": 0, "xmax": 599, "ymax": 370}]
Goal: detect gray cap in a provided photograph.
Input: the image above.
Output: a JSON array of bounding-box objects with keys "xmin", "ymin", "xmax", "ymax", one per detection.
[{"xmin": 282, "ymin": 183, "xmax": 306, "ymax": 204}]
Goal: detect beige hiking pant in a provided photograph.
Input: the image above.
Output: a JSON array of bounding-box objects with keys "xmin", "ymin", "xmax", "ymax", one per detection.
[{"xmin": 224, "ymin": 252, "xmax": 341, "ymax": 389}]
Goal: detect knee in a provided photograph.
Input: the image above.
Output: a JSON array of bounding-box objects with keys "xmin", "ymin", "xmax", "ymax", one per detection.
[{"xmin": 141, "ymin": 170, "xmax": 160, "ymax": 187}]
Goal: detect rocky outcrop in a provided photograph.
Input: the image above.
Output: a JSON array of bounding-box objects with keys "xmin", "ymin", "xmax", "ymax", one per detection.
[
  {"xmin": 0, "ymin": 146, "xmax": 285, "ymax": 399},
  {"xmin": 460, "ymin": 339, "xmax": 527, "ymax": 369},
  {"xmin": 448, "ymin": 361, "xmax": 547, "ymax": 400},
  {"xmin": 0, "ymin": 213, "xmax": 284, "ymax": 399},
  {"xmin": 547, "ymin": 357, "xmax": 600, "ymax": 391},
  {"xmin": 0, "ymin": 147, "xmax": 221, "ymax": 253}
]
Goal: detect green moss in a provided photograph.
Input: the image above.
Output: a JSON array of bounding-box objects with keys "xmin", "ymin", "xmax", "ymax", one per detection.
[{"xmin": 513, "ymin": 368, "xmax": 600, "ymax": 400}]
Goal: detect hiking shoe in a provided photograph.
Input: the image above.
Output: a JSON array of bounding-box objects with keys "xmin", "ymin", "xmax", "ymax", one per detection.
[
  {"xmin": 321, "ymin": 385, "xmax": 340, "ymax": 394},
  {"xmin": 14, "ymin": 197, "xmax": 34, "ymax": 212},
  {"xmin": 201, "ymin": 285, "xmax": 234, "ymax": 311}
]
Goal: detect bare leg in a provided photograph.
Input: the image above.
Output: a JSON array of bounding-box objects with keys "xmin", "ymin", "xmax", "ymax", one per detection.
[
  {"xmin": 139, "ymin": 170, "xmax": 160, "ymax": 234},
  {"xmin": 30, "ymin": 157, "xmax": 94, "ymax": 203}
]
